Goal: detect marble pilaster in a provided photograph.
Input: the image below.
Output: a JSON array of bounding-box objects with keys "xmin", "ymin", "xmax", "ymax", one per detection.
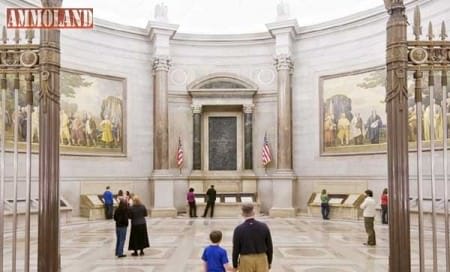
[
  {"xmin": 149, "ymin": 21, "xmax": 179, "ymax": 217},
  {"xmin": 275, "ymin": 56, "xmax": 293, "ymax": 169},
  {"xmin": 153, "ymin": 57, "xmax": 170, "ymax": 170},
  {"xmin": 266, "ymin": 20, "xmax": 299, "ymax": 217},
  {"xmin": 243, "ymin": 104, "xmax": 254, "ymax": 170},
  {"xmin": 192, "ymin": 105, "xmax": 202, "ymax": 170}
]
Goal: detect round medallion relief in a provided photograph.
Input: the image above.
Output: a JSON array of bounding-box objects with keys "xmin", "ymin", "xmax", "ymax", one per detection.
[
  {"xmin": 170, "ymin": 68, "xmax": 188, "ymax": 85},
  {"xmin": 20, "ymin": 51, "xmax": 38, "ymax": 67},
  {"xmin": 409, "ymin": 47, "xmax": 428, "ymax": 64},
  {"xmin": 257, "ymin": 68, "xmax": 275, "ymax": 85}
]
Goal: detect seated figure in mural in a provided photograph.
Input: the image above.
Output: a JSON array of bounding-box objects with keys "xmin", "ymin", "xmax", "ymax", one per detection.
[
  {"xmin": 366, "ymin": 111, "xmax": 382, "ymax": 144},
  {"xmin": 337, "ymin": 113, "xmax": 350, "ymax": 145}
]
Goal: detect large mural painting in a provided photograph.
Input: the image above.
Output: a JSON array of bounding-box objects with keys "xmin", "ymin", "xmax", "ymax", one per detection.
[
  {"xmin": 321, "ymin": 68, "xmax": 387, "ymax": 155},
  {"xmin": 1, "ymin": 69, "xmax": 126, "ymax": 156},
  {"xmin": 321, "ymin": 67, "xmax": 450, "ymax": 155}
]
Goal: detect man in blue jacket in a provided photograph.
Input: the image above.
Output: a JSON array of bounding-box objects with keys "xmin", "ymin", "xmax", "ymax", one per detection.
[{"xmin": 103, "ymin": 186, "xmax": 114, "ymax": 219}]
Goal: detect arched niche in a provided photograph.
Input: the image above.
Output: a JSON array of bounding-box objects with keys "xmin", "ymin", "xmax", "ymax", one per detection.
[{"xmin": 188, "ymin": 73, "xmax": 258, "ymax": 194}]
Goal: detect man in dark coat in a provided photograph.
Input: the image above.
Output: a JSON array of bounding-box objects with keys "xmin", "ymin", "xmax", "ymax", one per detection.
[{"xmin": 202, "ymin": 185, "xmax": 217, "ymax": 218}]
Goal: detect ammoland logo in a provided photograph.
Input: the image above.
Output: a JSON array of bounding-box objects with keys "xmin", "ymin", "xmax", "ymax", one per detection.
[{"xmin": 6, "ymin": 8, "xmax": 93, "ymax": 29}]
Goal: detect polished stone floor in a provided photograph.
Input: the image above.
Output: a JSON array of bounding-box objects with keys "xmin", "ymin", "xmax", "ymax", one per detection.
[{"xmin": 2, "ymin": 215, "xmax": 448, "ymax": 271}]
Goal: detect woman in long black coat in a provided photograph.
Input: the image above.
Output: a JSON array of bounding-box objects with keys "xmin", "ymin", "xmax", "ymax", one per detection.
[{"xmin": 128, "ymin": 196, "xmax": 150, "ymax": 256}]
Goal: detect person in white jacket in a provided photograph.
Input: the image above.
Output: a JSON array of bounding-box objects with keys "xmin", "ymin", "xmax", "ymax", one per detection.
[{"xmin": 360, "ymin": 189, "xmax": 376, "ymax": 246}]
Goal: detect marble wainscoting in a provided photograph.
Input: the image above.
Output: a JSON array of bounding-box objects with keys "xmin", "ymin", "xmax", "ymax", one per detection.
[{"xmin": 2, "ymin": 216, "xmax": 447, "ymax": 271}]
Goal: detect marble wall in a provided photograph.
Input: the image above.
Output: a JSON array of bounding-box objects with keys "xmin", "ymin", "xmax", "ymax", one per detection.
[{"xmin": 1, "ymin": 0, "xmax": 449, "ymax": 215}]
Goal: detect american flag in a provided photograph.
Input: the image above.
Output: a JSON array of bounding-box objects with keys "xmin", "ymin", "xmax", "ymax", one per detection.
[
  {"xmin": 176, "ymin": 137, "xmax": 184, "ymax": 168},
  {"xmin": 262, "ymin": 133, "xmax": 272, "ymax": 167}
]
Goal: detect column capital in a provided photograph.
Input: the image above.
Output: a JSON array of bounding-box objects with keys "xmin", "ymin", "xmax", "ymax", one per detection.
[
  {"xmin": 243, "ymin": 104, "xmax": 254, "ymax": 113},
  {"xmin": 153, "ymin": 56, "xmax": 171, "ymax": 72},
  {"xmin": 274, "ymin": 55, "xmax": 294, "ymax": 72},
  {"xmin": 191, "ymin": 104, "xmax": 202, "ymax": 114}
]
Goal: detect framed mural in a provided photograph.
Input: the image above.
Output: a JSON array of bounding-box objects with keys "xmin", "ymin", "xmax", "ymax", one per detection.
[
  {"xmin": 320, "ymin": 67, "xmax": 387, "ymax": 155},
  {"xmin": 320, "ymin": 67, "xmax": 450, "ymax": 155},
  {"xmin": 1, "ymin": 69, "xmax": 126, "ymax": 156}
]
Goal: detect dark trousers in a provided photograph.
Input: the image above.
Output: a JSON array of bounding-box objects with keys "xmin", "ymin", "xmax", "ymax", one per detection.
[
  {"xmin": 115, "ymin": 226, "xmax": 127, "ymax": 256},
  {"xmin": 321, "ymin": 203, "xmax": 330, "ymax": 219},
  {"xmin": 364, "ymin": 217, "xmax": 376, "ymax": 245},
  {"xmin": 188, "ymin": 202, "xmax": 197, "ymax": 217},
  {"xmin": 104, "ymin": 204, "xmax": 113, "ymax": 219},
  {"xmin": 381, "ymin": 204, "xmax": 388, "ymax": 224},
  {"xmin": 203, "ymin": 201, "xmax": 215, "ymax": 217}
]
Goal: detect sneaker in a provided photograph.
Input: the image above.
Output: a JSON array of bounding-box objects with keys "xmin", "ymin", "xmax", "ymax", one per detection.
[{"xmin": 118, "ymin": 255, "xmax": 127, "ymax": 258}]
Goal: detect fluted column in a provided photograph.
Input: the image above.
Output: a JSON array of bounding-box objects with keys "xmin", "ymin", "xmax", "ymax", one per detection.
[
  {"xmin": 153, "ymin": 57, "xmax": 170, "ymax": 169},
  {"xmin": 385, "ymin": 1, "xmax": 410, "ymax": 271},
  {"xmin": 243, "ymin": 104, "xmax": 254, "ymax": 170},
  {"xmin": 39, "ymin": 0, "xmax": 62, "ymax": 271},
  {"xmin": 275, "ymin": 55, "xmax": 293, "ymax": 169},
  {"xmin": 192, "ymin": 105, "xmax": 202, "ymax": 170}
]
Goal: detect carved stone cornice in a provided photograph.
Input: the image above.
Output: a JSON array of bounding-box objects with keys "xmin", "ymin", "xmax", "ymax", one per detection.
[
  {"xmin": 274, "ymin": 55, "xmax": 294, "ymax": 72},
  {"xmin": 152, "ymin": 56, "xmax": 171, "ymax": 72},
  {"xmin": 191, "ymin": 104, "xmax": 202, "ymax": 114}
]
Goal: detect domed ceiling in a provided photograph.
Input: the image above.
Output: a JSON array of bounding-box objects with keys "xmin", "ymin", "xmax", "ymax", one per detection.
[{"xmin": 63, "ymin": 0, "xmax": 383, "ymax": 34}]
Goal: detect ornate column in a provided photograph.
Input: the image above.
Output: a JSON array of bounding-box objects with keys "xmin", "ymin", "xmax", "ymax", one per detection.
[
  {"xmin": 384, "ymin": 1, "xmax": 410, "ymax": 271},
  {"xmin": 148, "ymin": 18, "xmax": 179, "ymax": 217},
  {"xmin": 243, "ymin": 104, "xmax": 254, "ymax": 170},
  {"xmin": 192, "ymin": 105, "xmax": 202, "ymax": 170},
  {"xmin": 275, "ymin": 56, "xmax": 293, "ymax": 169},
  {"xmin": 39, "ymin": 0, "xmax": 62, "ymax": 270},
  {"xmin": 153, "ymin": 57, "xmax": 170, "ymax": 169},
  {"xmin": 266, "ymin": 19, "xmax": 299, "ymax": 217}
]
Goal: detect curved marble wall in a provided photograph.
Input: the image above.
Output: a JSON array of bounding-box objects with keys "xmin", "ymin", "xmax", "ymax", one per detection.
[{"xmin": 1, "ymin": 0, "xmax": 449, "ymax": 214}]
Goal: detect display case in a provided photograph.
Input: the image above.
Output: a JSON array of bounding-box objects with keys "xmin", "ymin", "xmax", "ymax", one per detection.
[
  {"xmin": 190, "ymin": 192, "xmax": 260, "ymax": 217},
  {"xmin": 307, "ymin": 192, "xmax": 365, "ymax": 220}
]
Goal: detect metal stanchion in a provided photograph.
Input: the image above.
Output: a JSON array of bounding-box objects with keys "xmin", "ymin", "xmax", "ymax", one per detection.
[
  {"xmin": 442, "ymin": 69, "xmax": 450, "ymax": 271},
  {"xmin": 414, "ymin": 70, "xmax": 425, "ymax": 272},
  {"xmin": 428, "ymin": 70, "xmax": 438, "ymax": 272},
  {"xmin": 12, "ymin": 74, "xmax": 19, "ymax": 272},
  {"xmin": 24, "ymin": 73, "xmax": 33, "ymax": 272},
  {"xmin": 0, "ymin": 73, "xmax": 6, "ymax": 272}
]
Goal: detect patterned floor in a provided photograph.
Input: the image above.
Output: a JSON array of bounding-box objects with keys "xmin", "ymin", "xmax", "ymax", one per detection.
[{"xmin": 2, "ymin": 215, "xmax": 448, "ymax": 271}]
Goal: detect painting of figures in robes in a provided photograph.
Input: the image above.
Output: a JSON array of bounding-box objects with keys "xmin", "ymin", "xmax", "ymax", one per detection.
[
  {"xmin": 320, "ymin": 68, "xmax": 387, "ymax": 155},
  {"xmin": 321, "ymin": 67, "xmax": 450, "ymax": 155},
  {"xmin": 0, "ymin": 69, "xmax": 126, "ymax": 156}
]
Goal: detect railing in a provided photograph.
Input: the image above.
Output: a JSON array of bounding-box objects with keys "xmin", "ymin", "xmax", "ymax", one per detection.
[
  {"xmin": 0, "ymin": 26, "xmax": 39, "ymax": 272},
  {"xmin": 408, "ymin": 6, "xmax": 450, "ymax": 272}
]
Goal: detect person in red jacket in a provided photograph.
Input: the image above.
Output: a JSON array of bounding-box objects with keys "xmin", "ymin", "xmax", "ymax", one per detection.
[{"xmin": 380, "ymin": 188, "xmax": 388, "ymax": 224}]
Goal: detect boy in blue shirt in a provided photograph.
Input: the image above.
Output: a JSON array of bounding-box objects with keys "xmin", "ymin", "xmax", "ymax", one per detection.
[{"xmin": 202, "ymin": 230, "xmax": 233, "ymax": 272}]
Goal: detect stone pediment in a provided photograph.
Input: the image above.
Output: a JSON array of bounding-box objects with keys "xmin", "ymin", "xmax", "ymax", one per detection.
[{"xmin": 188, "ymin": 73, "xmax": 257, "ymax": 105}]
